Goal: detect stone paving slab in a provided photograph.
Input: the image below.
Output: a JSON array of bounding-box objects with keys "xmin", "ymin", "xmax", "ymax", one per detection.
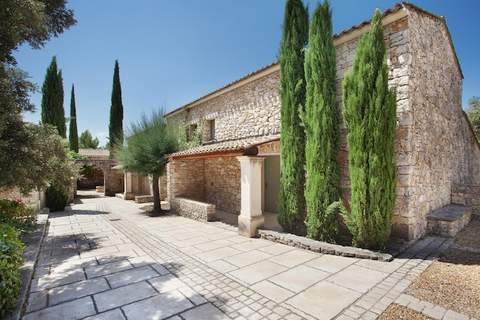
[
  {"xmin": 21, "ymin": 194, "xmax": 457, "ymax": 320},
  {"xmin": 94, "ymin": 281, "xmax": 157, "ymax": 312},
  {"xmin": 23, "ymin": 296, "xmax": 96, "ymax": 320},
  {"xmin": 49, "ymin": 277, "xmax": 109, "ymax": 305},
  {"xmin": 121, "ymin": 290, "xmax": 193, "ymax": 319},
  {"xmin": 287, "ymin": 281, "xmax": 361, "ymax": 319},
  {"xmin": 105, "ymin": 265, "xmax": 159, "ymax": 288}
]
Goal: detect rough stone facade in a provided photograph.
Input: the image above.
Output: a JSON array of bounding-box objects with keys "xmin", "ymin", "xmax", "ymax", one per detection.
[
  {"xmin": 165, "ymin": 5, "xmax": 480, "ymax": 240},
  {"xmin": 167, "ymin": 72, "xmax": 281, "ymax": 141},
  {"xmin": 171, "ymin": 197, "xmax": 216, "ymax": 221},
  {"xmin": 167, "ymin": 157, "xmax": 240, "ymax": 216},
  {"xmin": 204, "ymin": 157, "xmax": 241, "ymax": 214}
]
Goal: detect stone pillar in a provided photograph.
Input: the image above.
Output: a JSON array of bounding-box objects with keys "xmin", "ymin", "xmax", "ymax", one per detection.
[
  {"xmin": 237, "ymin": 156, "xmax": 265, "ymax": 237},
  {"xmin": 124, "ymin": 171, "xmax": 134, "ymax": 200}
]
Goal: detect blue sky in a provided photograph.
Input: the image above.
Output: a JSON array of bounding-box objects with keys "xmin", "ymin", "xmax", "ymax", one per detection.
[{"xmin": 16, "ymin": 0, "xmax": 480, "ymax": 146}]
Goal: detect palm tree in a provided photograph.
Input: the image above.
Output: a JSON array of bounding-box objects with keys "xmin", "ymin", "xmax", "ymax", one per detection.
[{"xmin": 116, "ymin": 110, "xmax": 178, "ymax": 214}]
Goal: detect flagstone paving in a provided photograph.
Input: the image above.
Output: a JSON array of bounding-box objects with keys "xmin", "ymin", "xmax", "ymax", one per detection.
[{"xmin": 22, "ymin": 192, "xmax": 471, "ymax": 319}]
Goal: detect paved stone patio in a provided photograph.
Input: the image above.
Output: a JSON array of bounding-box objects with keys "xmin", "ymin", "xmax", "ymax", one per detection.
[{"xmin": 23, "ymin": 192, "xmax": 459, "ymax": 320}]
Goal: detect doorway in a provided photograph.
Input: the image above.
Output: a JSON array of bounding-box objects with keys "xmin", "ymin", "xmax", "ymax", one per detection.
[{"xmin": 263, "ymin": 155, "xmax": 280, "ymax": 214}]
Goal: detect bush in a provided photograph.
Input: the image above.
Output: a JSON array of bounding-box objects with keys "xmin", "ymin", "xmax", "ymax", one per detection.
[
  {"xmin": 0, "ymin": 224, "xmax": 25, "ymax": 318},
  {"xmin": 46, "ymin": 185, "xmax": 68, "ymax": 212},
  {"xmin": 0, "ymin": 199, "xmax": 36, "ymax": 232}
]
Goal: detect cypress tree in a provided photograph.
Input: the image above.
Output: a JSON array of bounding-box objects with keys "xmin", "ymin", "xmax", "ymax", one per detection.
[
  {"xmin": 304, "ymin": 0, "xmax": 340, "ymax": 241},
  {"xmin": 41, "ymin": 56, "xmax": 66, "ymax": 137},
  {"xmin": 343, "ymin": 10, "xmax": 397, "ymax": 249},
  {"xmin": 109, "ymin": 60, "xmax": 124, "ymax": 154},
  {"xmin": 278, "ymin": 0, "xmax": 309, "ymax": 235},
  {"xmin": 69, "ymin": 84, "xmax": 79, "ymax": 152}
]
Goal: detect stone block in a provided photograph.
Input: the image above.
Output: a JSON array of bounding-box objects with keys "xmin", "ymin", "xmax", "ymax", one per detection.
[
  {"xmin": 122, "ymin": 291, "xmax": 193, "ymax": 320},
  {"xmin": 49, "ymin": 277, "xmax": 109, "ymax": 305},
  {"xmin": 23, "ymin": 296, "xmax": 96, "ymax": 320},
  {"xmin": 93, "ymin": 281, "xmax": 156, "ymax": 312}
]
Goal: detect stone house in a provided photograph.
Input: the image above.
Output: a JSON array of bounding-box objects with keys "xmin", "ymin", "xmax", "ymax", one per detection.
[{"xmin": 165, "ymin": 3, "xmax": 480, "ymax": 240}]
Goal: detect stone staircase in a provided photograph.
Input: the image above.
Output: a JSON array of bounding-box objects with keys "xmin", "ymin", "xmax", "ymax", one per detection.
[{"xmin": 426, "ymin": 204, "xmax": 472, "ymax": 237}]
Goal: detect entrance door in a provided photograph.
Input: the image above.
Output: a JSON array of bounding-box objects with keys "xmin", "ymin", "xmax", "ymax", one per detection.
[{"xmin": 264, "ymin": 155, "xmax": 280, "ymax": 213}]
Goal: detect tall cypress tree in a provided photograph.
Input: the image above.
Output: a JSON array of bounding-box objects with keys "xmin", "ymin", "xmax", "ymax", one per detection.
[
  {"xmin": 343, "ymin": 10, "xmax": 397, "ymax": 249},
  {"xmin": 278, "ymin": 0, "xmax": 309, "ymax": 235},
  {"xmin": 41, "ymin": 56, "xmax": 66, "ymax": 137},
  {"xmin": 69, "ymin": 84, "xmax": 79, "ymax": 152},
  {"xmin": 109, "ymin": 60, "xmax": 124, "ymax": 153},
  {"xmin": 304, "ymin": 0, "xmax": 339, "ymax": 241}
]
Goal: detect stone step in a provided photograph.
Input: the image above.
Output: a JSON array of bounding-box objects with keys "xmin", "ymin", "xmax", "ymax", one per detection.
[
  {"xmin": 115, "ymin": 193, "xmax": 125, "ymax": 200},
  {"xmin": 426, "ymin": 204, "xmax": 472, "ymax": 237}
]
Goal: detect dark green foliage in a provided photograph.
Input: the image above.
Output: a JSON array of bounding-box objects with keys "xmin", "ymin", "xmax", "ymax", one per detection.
[
  {"xmin": 278, "ymin": 0, "xmax": 309, "ymax": 235},
  {"xmin": 0, "ymin": 124, "xmax": 79, "ymax": 194},
  {"xmin": 0, "ymin": 0, "xmax": 75, "ymax": 63},
  {"xmin": 69, "ymin": 84, "xmax": 79, "ymax": 152},
  {"xmin": 342, "ymin": 10, "xmax": 397, "ymax": 249},
  {"xmin": 116, "ymin": 110, "xmax": 178, "ymax": 213},
  {"xmin": 109, "ymin": 60, "xmax": 124, "ymax": 154},
  {"xmin": 467, "ymin": 97, "xmax": 480, "ymax": 139},
  {"xmin": 46, "ymin": 184, "xmax": 68, "ymax": 212},
  {"xmin": 79, "ymin": 130, "xmax": 99, "ymax": 149},
  {"xmin": 0, "ymin": 0, "xmax": 75, "ymax": 192},
  {"xmin": 0, "ymin": 224, "xmax": 25, "ymax": 318},
  {"xmin": 0, "ymin": 199, "xmax": 36, "ymax": 233},
  {"xmin": 41, "ymin": 56, "xmax": 66, "ymax": 137},
  {"xmin": 304, "ymin": 0, "xmax": 340, "ymax": 241}
]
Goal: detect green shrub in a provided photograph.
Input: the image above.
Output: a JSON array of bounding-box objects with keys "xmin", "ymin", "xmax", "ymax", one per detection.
[
  {"xmin": 342, "ymin": 10, "xmax": 397, "ymax": 249},
  {"xmin": 46, "ymin": 185, "xmax": 68, "ymax": 212},
  {"xmin": 0, "ymin": 199, "xmax": 36, "ymax": 232},
  {"xmin": 0, "ymin": 224, "xmax": 25, "ymax": 318}
]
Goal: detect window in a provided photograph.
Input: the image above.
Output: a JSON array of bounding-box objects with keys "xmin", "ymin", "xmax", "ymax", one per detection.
[
  {"xmin": 186, "ymin": 124, "xmax": 197, "ymax": 142},
  {"xmin": 207, "ymin": 119, "xmax": 215, "ymax": 141}
]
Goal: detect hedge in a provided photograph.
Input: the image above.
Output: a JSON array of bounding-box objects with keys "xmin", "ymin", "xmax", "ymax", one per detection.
[{"xmin": 0, "ymin": 224, "xmax": 25, "ymax": 318}]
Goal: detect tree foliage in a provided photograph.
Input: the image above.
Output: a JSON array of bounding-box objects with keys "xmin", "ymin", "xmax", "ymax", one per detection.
[
  {"xmin": 79, "ymin": 130, "xmax": 99, "ymax": 149},
  {"xmin": 109, "ymin": 60, "xmax": 124, "ymax": 154},
  {"xmin": 467, "ymin": 97, "xmax": 480, "ymax": 140},
  {"xmin": 69, "ymin": 84, "xmax": 79, "ymax": 152},
  {"xmin": 304, "ymin": 0, "xmax": 340, "ymax": 241},
  {"xmin": 116, "ymin": 110, "xmax": 178, "ymax": 213},
  {"xmin": 278, "ymin": 0, "xmax": 309, "ymax": 235},
  {"xmin": 0, "ymin": 124, "xmax": 79, "ymax": 194},
  {"xmin": 0, "ymin": 0, "xmax": 75, "ymax": 190},
  {"xmin": 41, "ymin": 56, "xmax": 66, "ymax": 137},
  {"xmin": 342, "ymin": 10, "xmax": 397, "ymax": 249}
]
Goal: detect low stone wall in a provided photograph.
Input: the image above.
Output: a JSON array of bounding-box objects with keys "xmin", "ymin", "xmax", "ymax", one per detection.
[
  {"xmin": 258, "ymin": 229, "xmax": 393, "ymax": 261},
  {"xmin": 171, "ymin": 197, "xmax": 216, "ymax": 222},
  {"xmin": 451, "ymin": 184, "xmax": 480, "ymax": 210}
]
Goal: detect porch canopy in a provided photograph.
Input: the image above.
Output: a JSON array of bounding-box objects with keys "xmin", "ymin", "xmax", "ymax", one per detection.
[
  {"xmin": 168, "ymin": 135, "xmax": 280, "ymax": 160},
  {"xmin": 167, "ymin": 135, "xmax": 280, "ymax": 236}
]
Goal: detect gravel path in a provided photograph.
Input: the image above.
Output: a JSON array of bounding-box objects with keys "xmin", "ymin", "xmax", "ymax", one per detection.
[
  {"xmin": 378, "ymin": 303, "xmax": 433, "ymax": 320},
  {"xmin": 406, "ymin": 216, "xmax": 480, "ymax": 319}
]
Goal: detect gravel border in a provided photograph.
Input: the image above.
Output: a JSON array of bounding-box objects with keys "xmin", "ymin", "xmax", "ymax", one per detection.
[
  {"xmin": 258, "ymin": 229, "xmax": 393, "ymax": 261},
  {"xmin": 6, "ymin": 211, "xmax": 49, "ymax": 320}
]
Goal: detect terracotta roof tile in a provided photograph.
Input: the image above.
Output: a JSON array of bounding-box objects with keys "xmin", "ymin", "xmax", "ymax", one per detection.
[
  {"xmin": 169, "ymin": 135, "xmax": 280, "ymax": 159},
  {"xmin": 79, "ymin": 148, "xmax": 110, "ymax": 158}
]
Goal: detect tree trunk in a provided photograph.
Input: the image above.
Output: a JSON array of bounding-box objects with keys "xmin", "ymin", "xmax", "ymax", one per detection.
[{"xmin": 152, "ymin": 173, "xmax": 161, "ymax": 213}]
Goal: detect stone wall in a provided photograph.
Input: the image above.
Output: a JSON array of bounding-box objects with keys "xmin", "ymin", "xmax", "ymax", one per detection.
[
  {"xmin": 204, "ymin": 157, "xmax": 241, "ymax": 214},
  {"xmin": 167, "ymin": 159, "xmax": 205, "ymax": 201},
  {"xmin": 167, "ymin": 157, "xmax": 241, "ymax": 215},
  {"xmin": 0, "ymin": 188, "xmax": 46, "ymax": 212},
  {"xmin": 78, "ymin": 167, "xmax": 104, "ymax": 190},
  {"xmin": 399, "ymin": 10, "xmax": 480, "ymax": 239},
  {"xmin": 171, "ymin": 197, "xmax": 216, "ymax": 221},
  {"xmin": 104, "ymin": 168, "xmax": 124, "ymax": 196},
  {"xmin": 167, "ymin": 71, "xmax": 281, "ymax": 142}
]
